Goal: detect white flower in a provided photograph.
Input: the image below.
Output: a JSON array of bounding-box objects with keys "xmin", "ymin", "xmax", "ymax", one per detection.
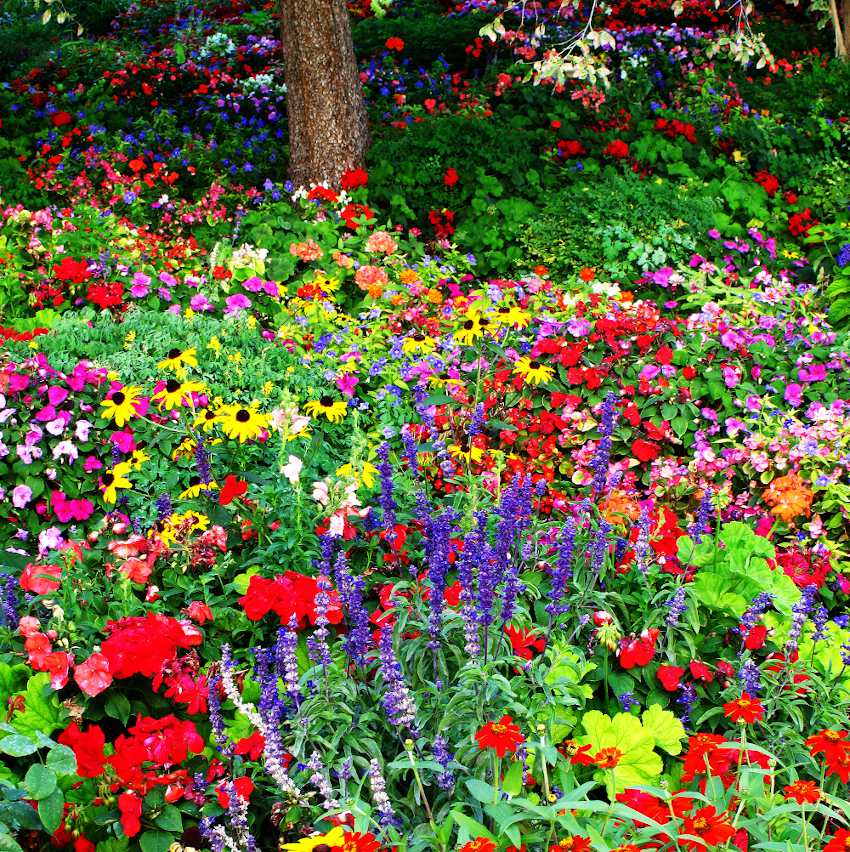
[{"xmin": 281, "ymin": 455, "xmax": 303, "ymax": 485}]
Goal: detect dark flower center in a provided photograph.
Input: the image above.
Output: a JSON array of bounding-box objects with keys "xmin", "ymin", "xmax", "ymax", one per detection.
[
  {"xmin": 167, "ymin": 348, "xmax": 182, "ymax": 359},
  {"xmin": 529, "ymin": 360, "xmax": 540, "ymax": 370},
  {"xmin": 188, "ymin": 476, "xmax": 200, "ymax": 486},
  {"xmin": 235, "ymin": 409, "xmax": 250, "ymax": 423},
  {"xmin": 166, "ymin": 379, "xmax": 181, "ymax": 393},
  {"xmin": 204, "ymin": 410, "xmax": 216, "ymax": 420},
  {"xmin": 102, "ymin": 473, "xmax": 115, "ymax": 486},
  {"xmin": 320, "ymin": 395, "xmax": 334, "ymax": 407},
  {"xmin": 111, "ymin": 391, "xmax": 125, "ymax": 405},
  {"xmin": 463, "ymin": 320, "xmax": 474, "ymax": 330},
  {"xmin": 413, "ymin": 333, "xmax": 425, "ymax": 341}
]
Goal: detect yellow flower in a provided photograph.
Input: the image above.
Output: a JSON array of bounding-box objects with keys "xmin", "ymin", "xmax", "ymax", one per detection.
[
  {"xmin": 100, "ymin": 386, "xmax": 142, "ymax": 427},
  {"xmin": 208, "ymin": 336, "xmax": 222, "ymax": 353},
  {"xmin": 158, "ymin": 511, "xmax": 210, "ymax": 547},
  {"xmin": 218, "ymin": 405, "xmax": 270, "ymax": 443},
  {"xmin": 179, "ymin": 478, "xmax": 218, "ymax": 499},
  {"xmin": 261, "ymin": 380, "xmax": 274, "ymax": 396},
  {"xmin": 129, "ymin": 448, "xmax": 150, "ymax": 470},
  {"xmin": 157, "ymin": 347, "xmax": 198, "ymax": 372},
  {"xmin": 454, "ymin": 313, "xmax": 492, "ymax": 346},
  {"xmin": 402, "ymin": 332, "xmax": 437, "ymax": 356},
  {"xmin": 100, "ymin": 462, "xmax": 132, "ymax": 504},
  {"xmin": 336, "ymin": 461, "xmax": 379, "ymax": 488},
  {"xmin": 494, "ymin": 305, "xmax": 531, "ymax": 328},
  {"xmin": 172, "ymin": 438, "xmax": 197, "ymax": 461},
  {"xmin": 193, "ymin": 408, "xmax": 220, "ymax": 433},
  {"xmin": 280, "ymin": 828, "xmax": 346, "ymax": 851},
  {"xmin": 449, "ymin": 442, "xmax": 484, "ymax": 464},
  {"xmin": 513, "ymin": 356, "xmax": 555, "ymax": 386},
  {"xmin": 304, "ymin": 396, "xmax": 347, "ymax": 423},
  {"xmin": 152, "ymin": 378, "xmax": 206, "ymax": 410}
]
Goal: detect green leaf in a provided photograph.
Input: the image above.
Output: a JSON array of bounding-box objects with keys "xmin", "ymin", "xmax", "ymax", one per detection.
[
  {"xmin": 0, "ymin": 833, "xmax": 24, "ymax": 852},
  {"xmin": 46, "ymin": 744, "xmax": 77, "ymax": 776},
  {"xmin": 0, "ymin": 734, "xmax": 37, "ymax": 757},
  {"xmin": 140, "ymin": 831, "xmax": 176, "ymax": 852},
  {"xmin": 105, "ymin": 693, "xmax": 131, "ymax": 725},
  {"xmin": 38, "ymin": 787, "xmax": 65, "ymax": 835},
  {"xmin": 465, "ymin": 778, "xmax": 496, "ymax": 803},
  {"xmin": 25, "ymin": 764, "xmax": 57, "ymax": 800},
  {"xmin": 153, "ymin": 805, "xmax": 183, "ymax": 832},
  {"xmin": 13, "ymin": 674, "xmax": 67, "ymax": 737},
  {"xmin": 641, "ymin": 704, "xmax": 685, "ymax": 755},
  {"xmin": 449, "ymin": 810, "xmax": 495, "ymax": 844}
]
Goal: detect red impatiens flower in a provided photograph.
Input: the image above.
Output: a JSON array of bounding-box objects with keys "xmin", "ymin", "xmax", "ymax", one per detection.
[
  {"xmin": 689, "ymin": 660, "xmax": 713, "ymax": 683},
  {"xmin": 679, "ymin": 805, "xmax": 735, "ymax": 849},
  {"xmin": 341, "ymin": 167, "xmax": 368, "ymax": 191},
  {"xmin": 783, "ymin": 780, "xmax": 820, "ymax": 804},
  {"xmin": 824, "ymin": 829, "xmax": 850, "ymax": 852},
  {"xmin": 385, "ymin": 36, "xmax": 405, "ymax": 52},
  {"xmin": 216, "ymin": 776, "xmax": 254, "ymax": 808},
  {"xmin": 631, "ymin": 439, "xmax": 660, "ymax": 462},
  {"xmin": 51, "ymin": 110, "xmax": 74, "ymax": 127},
  {"xmin": 74, "ymin": 652, "xmax": 113, "ymax": 697},
  {"xmin": 603, "ymin": 139, "xmax": 630, "ymax": 159},
  {"xmin": 459, "ymin": 839, "xmax": 496, "ymax": 852},
  {"xmin": 53, "ymin": 256, "xmax": 91, "ymax": 283},
  {"xmin": 723, "ymin": 693, "xmax": 764, "ymax": 724},
  {"xmin": 476, "ymin": 715, "xmax": 525, "ymax": 758},
  {"xmin": 58, "ymin": 723, "xmax": 106, "ymax": 778},
  {"xmin": 657, "ymin": 664, "xmax": 686, "ymax": 692},
  {"xmin": 505, "ymin": 624, "xmax": 546, "ymax": 660},
  {"xmin": 443, "ymin": 167, "xmax": 459, "ymax": 187}
]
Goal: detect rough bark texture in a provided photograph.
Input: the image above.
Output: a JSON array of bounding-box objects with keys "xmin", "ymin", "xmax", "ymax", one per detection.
[
  {"xmin": 280, "ymin": 0, "xmax": 370, "ymax": 188},
  {"xmin": 842, "ymin": 0, "xmax": 850, "ymax": 57}
]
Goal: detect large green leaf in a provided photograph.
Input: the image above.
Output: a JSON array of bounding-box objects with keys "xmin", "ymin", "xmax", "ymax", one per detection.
[
  {"xmin": 641, "ymin": 704, "xmax": 685, "ymax": 756},
  {"xmin": 12, "ymin": 674, "xmax": 67, "ymax": 738}
]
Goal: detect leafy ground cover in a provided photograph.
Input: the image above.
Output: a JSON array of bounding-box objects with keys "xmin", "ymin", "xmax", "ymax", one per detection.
[{"xmin": 1, "ymin": 1, "xmax": 850, "ymax": 851}]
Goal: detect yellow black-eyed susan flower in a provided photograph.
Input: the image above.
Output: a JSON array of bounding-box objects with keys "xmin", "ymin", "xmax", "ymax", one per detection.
[
  {"xmin": 100, "ymin": 386, "xmax": 142, "ymax": 427},
  {"xmin": 193, "ymin": 407, "xmax": 221, "ymax": 433},
  {"xmin": 513, "ymin": 356, "xmax": 555, "ymax": 386},
  {"xmin": 100, "ymin": 462, "xmax": 132, "ymax": 504},
  {"xmin": 179, "ymin": 476, "xmax": 218, "ymax": 499},
  {"xmin": 280, "ymin": 828, "xmax": 346, "ymax": 852},
  {"xmin": 304, "ymin": 395, "xmax": 347, "ymax": 423},
  {"xmin": 218, "ymin": 404, "xmax": 270, "ymax": 443},
  {"xmin": 448, "ymin": 442, "xmax": 485, "ymax": 464},
  {"xmin": 454, "ymin": 314, "xmax": 492, "ymax": 346},
  {"xmin": 495, "ymin": 305, "xmax": 531, "ymax": 328},
  {"xmin": 129, "ymin": 447, "xmax": 150, "ymax": 470},
  {"xmin": 158, "ymin": 511, "xmax": 210, "ymax": 546},
  {"xmin": 152, "ymin": 378, "xmax": 206, "ymax": 410},
  {"xmin": 402, "ymin": 332, "xmax": 437, "ymax": 356},
  {"xmin": 157, "ymin": 347, "xmax": 198, "ymax": 372}
]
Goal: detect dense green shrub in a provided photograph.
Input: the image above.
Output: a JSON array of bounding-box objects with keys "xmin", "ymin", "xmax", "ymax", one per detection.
[{"xmin": 517, "ymin": 170, "xmax": 720, "ymax": 282}]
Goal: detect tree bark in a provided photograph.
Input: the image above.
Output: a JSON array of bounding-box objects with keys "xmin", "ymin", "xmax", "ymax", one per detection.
[
  {"xmin": 828, "ymin": 0, "xmax": 847, "ymax": 57},
  {"xmin": 280, "ymin": 0, "xmax": 370, "ymax": 188},
  {"xmin": 842, "ymin": 0, "xmax": 850, "ymax": 58}
]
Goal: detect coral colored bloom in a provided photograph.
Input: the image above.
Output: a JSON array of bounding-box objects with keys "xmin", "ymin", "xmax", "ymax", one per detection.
[
  {"xmin": 459, "ymin": 840, "xmax": 496, "ymax": 852},
  {"xmin": 824, "ymin": 829, "xmax": 850, "ymax": 852},
  {"xmin": 680, "ymin": 806, "xmax": 735, "ymax": 849},
  {"xmin": 783, "ymin": 780, "xmax": 820, "ymax": 804},
  {"xmin": 74, "ymin": 653, "xmax": 113, "ymax": 697},
  {"xmin": 549, "ymin": 838, "xmax": 591, "ymax": 852},
  {"xmin": 475, "ymin": 715, "xmax": 525, "ymax": 758}
]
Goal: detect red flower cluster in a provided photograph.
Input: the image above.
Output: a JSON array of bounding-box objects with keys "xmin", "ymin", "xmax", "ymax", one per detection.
[
  {"xmin": 754, "ymin": 170, "xmax": 779, "ymax": 197},
  {"xmin": 476, "ymin": 715, "xmax": 525, "ymax": 757},
  {"xmin": 239, "ymin": 570, "xmax": 343, "ymax": 627},
  {"xmin": 654, "ymin": 117, "xmax": 697, "ymax": 143},
  {"xmin": 806, "ymin": 729, "xmax": 850, "ymax": 783}
]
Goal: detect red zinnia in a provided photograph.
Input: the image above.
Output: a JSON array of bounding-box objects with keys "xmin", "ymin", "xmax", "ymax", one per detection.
[
  {"xmin": 723, "ymin": 693, "xmax": 764, "ymax": 724},
  {"xmin": 459, "ymin": 840, "xmax": 496, "ymax": 852},
  {"xmin": 680, "ymin": 806, "xmax": 735, "ymax": 849},
  {"xmin": 331, "ymin": 831, "xmax": 383, "ymax": 852},
  {"xmin": 824, "ymin": 829, "xmax": 850, "ymax": 852},
  {"xmin": 783, "ymin": 780, "xmax": 820, "ymax": 804},
  {"xmin": 549, "ymin": 836, "xmax": 591, "ymax": 852},
  {"xmin": 476, "ymin": 715, "xmax": 524, "ymax": 758}
]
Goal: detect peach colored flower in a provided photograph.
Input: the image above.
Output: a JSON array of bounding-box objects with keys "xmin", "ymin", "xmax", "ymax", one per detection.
[{"xmin": 366, "ymin": 230, "xmax": 398, "ymax": 254}]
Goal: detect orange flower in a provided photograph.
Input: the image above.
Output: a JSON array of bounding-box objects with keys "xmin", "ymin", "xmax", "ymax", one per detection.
[
  {"xmin": 600, "ymin": 490, "xmax": 641, "ymax": 525},
  {"xmin": 459, "ymin": 839, "xmax": 495, "ymax": 852},
  {"xmin": 763, "ymin": 473, "xmax": 813, "ymax": 523},
  {"xmin": 593, "ymin": 746, "xmax": 624, "ymax": 768},
  {"xmin": 679, "ymin": 806, "xmax": 735, "ymax": 849}
]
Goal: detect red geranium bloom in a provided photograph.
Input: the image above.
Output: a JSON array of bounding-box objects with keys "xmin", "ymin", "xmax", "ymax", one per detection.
[
  {"xmin": 680, "ymin": 806, "xmax": 735, "ymax": 849},
  {"xmin": 219, "ymin": 474, "xmax": 248, "ymax": 505},
  {"xmin": 341, "ymin": 167, "xmax": 368, "ymax": 191},
  {"xmin": 216, "ymin": 776, "xmax": 254, "ymax": 808},
  {"xmin": 603, "ymin": 139, "xmax": 630, "ymax": 158},
  {"xmin": 74, "ymin": 652, "xmax": 113, "ymax": 697},
  {"xmin": 118, "ymin": 792, "xmax": 142, "ymax": 837},
  {"xmin": 238, "ymin": 571, "xmax": 343, "ymax": 628},
  {"xmin": 723, "ymin": 693, "xmax": 764, "ymax": 724},
  {"xmin": 505, "ymin": 624, "xmax": 546, "ymax": 660},
  {"xmin": 824, "ymin": 829, "xmax": 850, "ymax": 852},
  {"xmin": 476, "ymin": 715, "xmax": 525, "ymax": 758},
  {"xmin": 459, "ymin": 840, "xmax": 496, "ymax": 852},
  {"xmin": 51, "ymin": 110, "xmax": 73, "ymax": 127},
  {"xmin": 19, "ymin": 562, "xmax": 62, "ymax": 595},
  {"xmin": 549, "ymin": 836, "xmax": 591, "ymax": 852},
  {"xmin": 234, "ymin": 731, "xmax": 265, "ymax": 761},
  {"xmin": 689, "ymin": 660, "xmax": 713, "ymax": 683},
  {"xmin": 631, "ymin": 439, "xmax": 660, "ymax": 462},
  {"xmin": 385, "ymin": 36, "xmax": 404, "ymax": 51},
  {"xmin": 53, "ymin": 256, "xmax": 91, "ymax": 283},
  {"xmin": 58, "ymin": 723, "xmax": 106, "ymax": 778},
  {"xmin": 619, "ymin": 629, "xmax": 658, "ymax": 669},
  {"xmin": 783, "ymin": 780, "xmax": 820, "ymax": 804},
  {"xmin": 443, "ymin": 167, "xmax": 459, "ymax": 187},
  {"xmin": 657, "ymin": 664, "xmax": 686, "ymax": 692}
]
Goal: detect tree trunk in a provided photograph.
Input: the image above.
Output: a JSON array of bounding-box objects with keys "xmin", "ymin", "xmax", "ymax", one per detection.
[
  {"xmin": 828, "ymin": 0, "xmax": 847, "ymax": 57},
  {"xmin": 280, "ymin": 0, "xmax": 370, "ymax": 188},
  {"xmin": 842, "ymin": 0, "xmax": 850, "ymax": 58}
]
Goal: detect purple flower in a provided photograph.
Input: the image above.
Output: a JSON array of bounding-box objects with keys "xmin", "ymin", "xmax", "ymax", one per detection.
[
  {"xmin": 378, "ymin": 625, "xmax": 418, "ymax": 734},
  {"xmin": 546, "ymin": 517, "xmax": 576, "ymax": 620},
  {"xmin": 590, "ymin": 393, "xmax": 618, "ymax": 497},
  {"xmin": 665, "ymin": 585, "xmax": 687, "ymax": 627},
  {"xmin": 12, "ymin": 485, "xmax": 32, "ymax": 508}
]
